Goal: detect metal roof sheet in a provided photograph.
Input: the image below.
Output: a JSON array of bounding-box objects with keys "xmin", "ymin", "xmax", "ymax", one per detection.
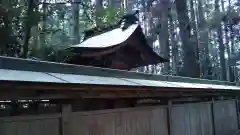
[
  {"xmin": 0, "ymin": 56, "xmax": 236, "ymax": 86},
  {"xmin": 167, "ymin": 82, "xmax": 240, "ymax": 90},
  {"xmin": 0, "ymin": 69, "xmax": 66, "ymax": 83},
  {"xmin": 123, "ymin": 79, "xmax": 236, "ymax": 90},
  {"xmin": 167, "ymin": 82, "xmax": 209, "ymax": 89},
  {"xmin": 124, "ymin": 78, "xmax": 180, "ymax": 88},
  {"xmin": 0, "ymin": 69, "xmax": 240, "ymax": 91},
  {"xmin": 49, "ymin": 73, "xmax": 139, "ymax": 86},
  {"xmin": 0, "ymin": 69, "xmax": 139, "ymax": 86},
  {"xmin": 69, "ymin": 24, "xmax": 138, "ymax": 48}
]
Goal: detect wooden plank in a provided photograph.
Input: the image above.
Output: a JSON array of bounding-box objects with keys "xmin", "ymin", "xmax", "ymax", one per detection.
[
  {"xmin": 41, "ymin": 119, "xmax": 60, "ymax": 135},
  {"xmin": 61, "ymin": 104, "xmax": 72, "ymax": 135},
  {"xmin": 199, "ymin": 103, "xmax": 214, "ymax": 135},
  {"xmin": 71, "ymin": 105, "xmax": 168, "ymax": 135},
  {"xmin": 0, "ymin": 115, "xmax": 60, "ymax": 135},
  {"xmin": 30, "ymin": 120, "xmax": 41, "ymax": 135},
  {"xmin": 211, "ymin": 99, "xmax": 216, "ymax": 135},
  {"xmin": 167, "ymin": 100, "xmax": 172, "ymax": 135},
  {"xmin": 235, "ymin": 99, "xmax": 240, "ymax": 129},
  {"xmin": 0, "ymin": 122, "xmax": 18, "ymax": 135},
  {"xmin": 171, "ymin": 102, "xmax": 213, "ymax": 135},
  {"xmin": 213, "ymin": 100, "xmax": 238, "ymax": 135}
]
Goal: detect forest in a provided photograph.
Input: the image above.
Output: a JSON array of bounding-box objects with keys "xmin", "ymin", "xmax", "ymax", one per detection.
[{"xmin": 0, "ymin": 0, "xmax": 239, "ymax": 82}]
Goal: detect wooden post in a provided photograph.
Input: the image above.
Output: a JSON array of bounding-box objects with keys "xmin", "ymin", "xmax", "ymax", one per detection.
[
  {"xmin": 235, "ymin": 97, "xmax": 240, "ymax": 129},
  {"xmin": 61, "ymin": 104, "xmax": 72, "ymax": 135},
  {"xmin": 167, "ymin": 100, "xmax": 172, "ymax": 135},
  {"xmin": 211, "ymin": 99, "xmax": 216, "ymax": 135}
]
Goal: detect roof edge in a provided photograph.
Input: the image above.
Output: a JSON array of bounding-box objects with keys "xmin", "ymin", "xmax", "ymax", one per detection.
[{"xmin": 0, "ymin": 56, "xmax": 236, "ymax": 86}]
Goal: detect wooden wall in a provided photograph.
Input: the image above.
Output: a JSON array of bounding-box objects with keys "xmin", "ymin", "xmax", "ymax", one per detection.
[
  {"xmin": 0, "ymin": 100, "xmax": 238, "ymax": 135},
  {"xmin": 71, "ymin": 106, "xmax": 168, "ymax": 135},
  {"xmin": 213, "ymin": 100, "xmax": 238, "ymax": 135},
  {"xmin": 0, "ymin": 114, "xmax": 60, "ymax": 135},
  {"xmin": 171, "ymin": 102, "xmax": 213, "ymax": 135}
]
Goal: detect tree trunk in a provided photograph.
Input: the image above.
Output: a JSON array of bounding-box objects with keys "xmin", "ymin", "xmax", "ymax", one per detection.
[
  {"xmin": 197, "ymin": 0, "xmax": 210, "ymax": 79},
  {"xmin": 159, "ymin": 0, "xmax": 170, "ymax": 75},
  {"xmin": 175, "ymin": 0, "xmax": 199, "ymax": 78},
  {"xmin": 95, "ymin": 0, "xmax": 103, "ymax": 26},
  {"xmin": 72, "ymin": 0, "xmax": 80, "ymax": 44},
  {"xmin": 0, "ymin": 1, "xmax": 11, "ymax": 56},
  {"xmin": 39, "ymin": 0, "xmax": 47, "ymax": 59},
  {"xmin": 169, "ymin": 3, "xmax": 179, "ymax": 76},
  {"xmin": 215, "ymin": 0, "xmax": 227, "ymax": 81},
  {"xmin": 189, "ymin": 0, "xmax": 200, "ymax": 77},
  {"xmin": 149, "ymin": 15, "xmax": 157, "ymax": 74},
  {"xmin": 141, "ymin": 0, "xmax": 150, "ymax": 73},
  {"xmin": 108, "ymin": 0, "xmax": 114, "ymax": 7},
  {"xmin": 228, "ymin": 0, "xmax": 236, "ymax": 82},
  {"xmin": 221, "ymin": 0, "xmax": 233, "ymax": 81},
  {"xmin": 22, "ymin": 0, "xmax": 34, "ymax": 58}
]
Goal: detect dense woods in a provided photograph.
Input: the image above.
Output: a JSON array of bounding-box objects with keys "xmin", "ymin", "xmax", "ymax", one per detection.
[{"xmin": 0, "ymin": 0, "xmax": 239, "ymax": 82}]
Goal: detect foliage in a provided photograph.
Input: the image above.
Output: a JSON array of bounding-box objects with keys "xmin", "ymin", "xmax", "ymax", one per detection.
[{"xmin": 96, "ymin": 7, "xmax": 124, "ymax": 26}]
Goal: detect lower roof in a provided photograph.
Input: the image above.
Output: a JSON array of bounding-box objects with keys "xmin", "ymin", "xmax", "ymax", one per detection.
[
  {"xmin": 0, "ymin": 56, "xmax": 235, "ymax": 85},
  {"xmin": 0, "ymin": 68, "xmax": 239, "ymax": 91},
  {"xmin": 0, "ymin": 56, "xmax": 239, "ymax": 100}
]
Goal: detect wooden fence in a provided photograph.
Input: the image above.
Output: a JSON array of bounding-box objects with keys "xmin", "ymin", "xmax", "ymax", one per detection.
[
  {"xmin": 171, "ymin": 102, "xmax": 213, "ymax": 135},
  {"xmin": 0, "ymin": 100, "xmax": 238, "ymax": 135},
  {"xmin": 0, "ymin": 114, "xmax": 60, "ymax": 135}
]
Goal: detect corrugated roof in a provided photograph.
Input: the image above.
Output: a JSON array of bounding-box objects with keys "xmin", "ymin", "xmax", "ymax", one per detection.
[{"xmin": 1, "ymin": 69, "xmax": 240, "ymax": 91}]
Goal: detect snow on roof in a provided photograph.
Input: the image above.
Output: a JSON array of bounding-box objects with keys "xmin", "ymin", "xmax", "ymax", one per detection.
[{"xmin": 69, "ymin": 24, "xmax": 139, "ymax": 48}]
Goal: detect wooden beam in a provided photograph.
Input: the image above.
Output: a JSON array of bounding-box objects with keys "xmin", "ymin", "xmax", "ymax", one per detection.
[
  {"xmin": 0, "ymin": 87, "xmax": 228, "ymax": 100},
  {"xmin": 0, "ymin": 79, "xmax": 237, "ymax": 100}
]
